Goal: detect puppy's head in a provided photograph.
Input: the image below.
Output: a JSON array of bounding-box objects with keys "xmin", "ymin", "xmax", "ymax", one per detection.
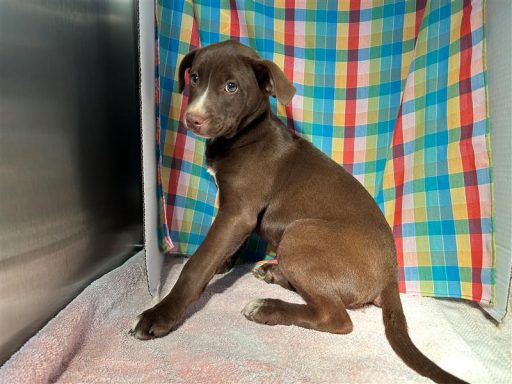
[{"xmin": 179, "ymin": 40, "xmax": 295, "ymax": 139}]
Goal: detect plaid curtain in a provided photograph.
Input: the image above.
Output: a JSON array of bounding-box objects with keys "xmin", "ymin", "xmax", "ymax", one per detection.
[{"xmin": 155, "ymin": 0, "xmax": 494, "ymax": 303}]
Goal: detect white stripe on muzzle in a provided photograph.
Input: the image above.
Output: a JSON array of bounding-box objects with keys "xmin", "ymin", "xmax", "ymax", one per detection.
[{"xmin": 187, "ymin": 86, "xmax": 209, "ymax": 115}]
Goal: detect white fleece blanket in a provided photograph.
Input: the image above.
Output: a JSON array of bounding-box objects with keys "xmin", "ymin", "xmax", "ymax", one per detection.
[{"xmin": 1, "ymin": 251, "xmax": 510, "ymax": 383}]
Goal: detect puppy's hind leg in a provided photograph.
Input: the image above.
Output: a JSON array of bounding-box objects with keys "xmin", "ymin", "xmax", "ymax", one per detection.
[
  {"xmin": 242, "ymin": 296, "xmax": 353, "ymax": 334},
  {"xmin": 243, "ymin": 220, "xmax": 354, "ymax": 335}
]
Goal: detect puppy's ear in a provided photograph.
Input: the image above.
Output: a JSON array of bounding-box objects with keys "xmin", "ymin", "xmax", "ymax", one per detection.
[
  {"xmin": 252, "ymin": 60, "xmax": 296, "ymax": 106},
  {"xmin": 178, "ymin": 48, "xmax": 199, "ymax": 93}
]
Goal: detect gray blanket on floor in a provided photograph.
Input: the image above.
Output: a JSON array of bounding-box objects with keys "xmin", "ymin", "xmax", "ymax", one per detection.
[{"xmin": 1, "ymin": 251, "xmax": 510, "ymax": 383}]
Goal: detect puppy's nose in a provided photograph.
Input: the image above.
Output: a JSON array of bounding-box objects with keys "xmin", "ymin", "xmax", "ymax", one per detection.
[{"xmin": 185, "ymin": 112, "xmax": 205, "ymax": 129}]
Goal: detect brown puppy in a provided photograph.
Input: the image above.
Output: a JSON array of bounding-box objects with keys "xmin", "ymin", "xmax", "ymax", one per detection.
[{"xmin": 131, "ymin": 40, "xmax": 466, "ymax": 384}]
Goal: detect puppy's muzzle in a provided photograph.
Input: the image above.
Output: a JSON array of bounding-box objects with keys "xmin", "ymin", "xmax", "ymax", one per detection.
[{"xmin": 185, "ymin": 112, "xmax": 206, "ymax": 131}]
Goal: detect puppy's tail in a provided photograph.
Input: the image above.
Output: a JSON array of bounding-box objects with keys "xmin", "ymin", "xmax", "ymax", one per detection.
[{"xmin": 380, "ymin": 282, "xmax": 468, "ymax": 384}]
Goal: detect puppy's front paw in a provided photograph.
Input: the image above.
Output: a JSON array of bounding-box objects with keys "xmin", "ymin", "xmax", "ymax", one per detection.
[{"xmin": 130, "ymin": 307, "xmax": 177, "ymax": 340}]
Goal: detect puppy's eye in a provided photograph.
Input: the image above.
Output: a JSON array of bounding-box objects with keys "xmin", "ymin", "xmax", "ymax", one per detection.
[
  {"xmin": 190, "ymin": 74, "xmax": 199, "ymax": 86},
  {"xmin": 225, "ymin": 81, "xmax": 238, "ymax": 93}
]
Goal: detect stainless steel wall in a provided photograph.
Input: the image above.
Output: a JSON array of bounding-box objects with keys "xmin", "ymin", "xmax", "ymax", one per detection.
[{"xmin": 0, "ymin": 0, "xmax": 143, "ymax": 363}]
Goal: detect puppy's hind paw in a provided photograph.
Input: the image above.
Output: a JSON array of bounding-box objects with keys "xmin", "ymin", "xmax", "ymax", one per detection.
[
  {"xmin": 241, "ymin": 298, "xmax": 266, "ymax": 320},
  {"xmin": 241, "ymin": 298, "xmax": 284, "ymax": 326}
]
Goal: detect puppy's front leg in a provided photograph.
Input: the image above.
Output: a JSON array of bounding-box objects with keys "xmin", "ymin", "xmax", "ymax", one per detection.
[{"xmin": 131, "ymin": 209, "xmax": 256, "ymax": 340}]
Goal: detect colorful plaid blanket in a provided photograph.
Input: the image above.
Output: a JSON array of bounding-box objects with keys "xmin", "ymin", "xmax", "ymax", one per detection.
[{"xmin": 156, "ymin": 0, "xmax": 494, "ymax": 303}]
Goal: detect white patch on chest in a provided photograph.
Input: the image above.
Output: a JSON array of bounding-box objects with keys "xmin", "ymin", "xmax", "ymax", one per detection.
[{"xmin": 207, "ymin": 166, "xmax": 218, "ymax": 187}]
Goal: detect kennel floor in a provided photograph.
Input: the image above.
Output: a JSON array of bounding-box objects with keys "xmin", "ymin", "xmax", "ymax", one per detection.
[{"xmin": 1, "ymin": 250, "xmax": 510, "ymax": 383}]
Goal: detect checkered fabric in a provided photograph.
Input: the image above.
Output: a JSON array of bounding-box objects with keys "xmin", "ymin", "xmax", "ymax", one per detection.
[{"xmin": 156, "ymin": 0, "xmax": 494, "ymax": 303}]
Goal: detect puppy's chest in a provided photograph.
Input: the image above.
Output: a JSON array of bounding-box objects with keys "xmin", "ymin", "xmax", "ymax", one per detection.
[
  {"xmin": 204, "ymin": 151, "xmax": 247, "ymax": 190},
  {"xmin": 205, "ymin": 162, "xmax": 236, "ymax": 190},
  {"xmin": 205, "ymin": 159, "xmax": 259, "ymax": 193},
  {"xmin": 204, "ymin": 146, "xmax": 222, "ymax": 188}
]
